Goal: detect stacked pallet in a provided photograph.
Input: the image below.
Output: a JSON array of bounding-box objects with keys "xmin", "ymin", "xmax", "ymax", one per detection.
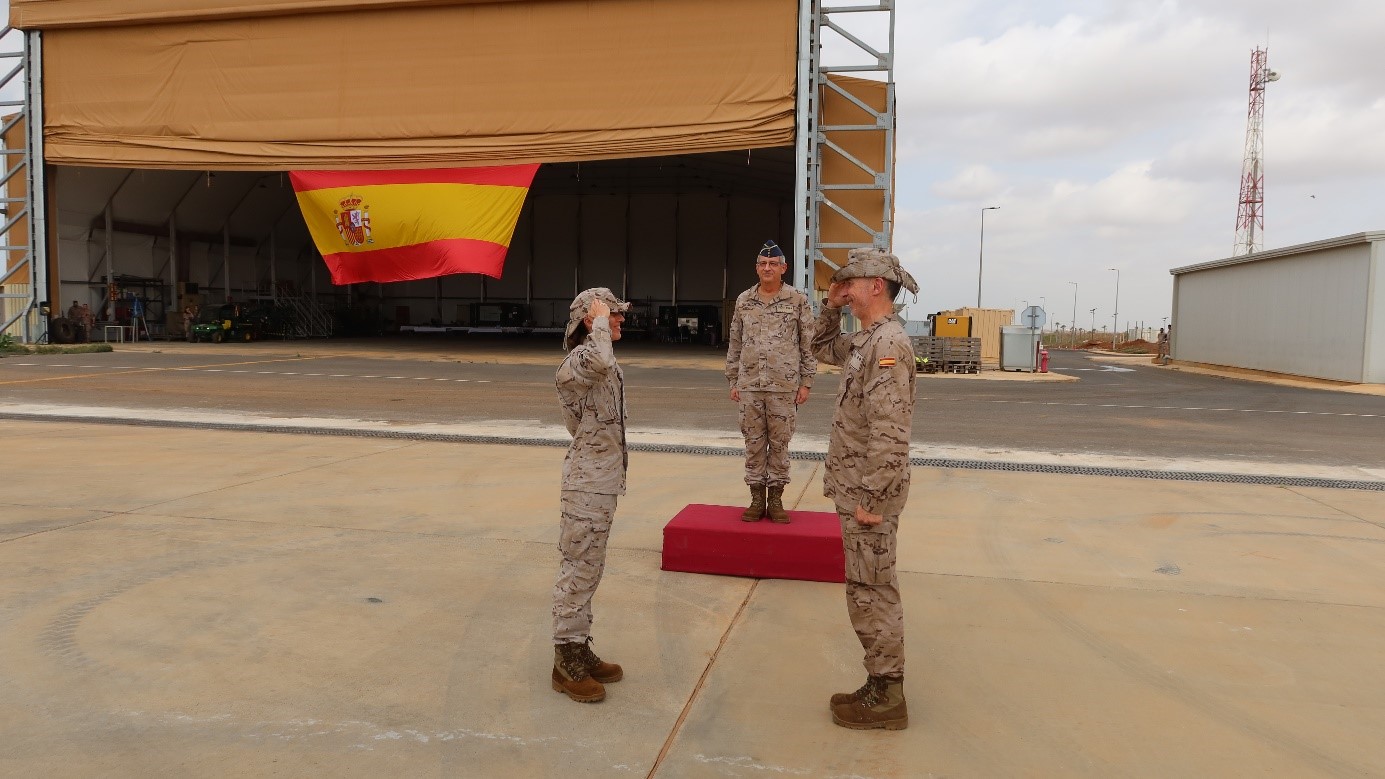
[
  {"xmin": 910, "ymin": 336, "xmax": 947, "ymax": 373},
  {"xmin": 942, "ymin": 337, "xmax": 982, "ymax": 374},
  {"xmin": 910, "ymin": 336, "xmax": 981, "ymax": 373}
]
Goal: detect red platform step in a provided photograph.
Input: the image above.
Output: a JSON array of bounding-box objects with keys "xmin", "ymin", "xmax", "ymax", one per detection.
[{"xmin": 661, "ymin": 503, "xmax": 845, "ymax": 583}]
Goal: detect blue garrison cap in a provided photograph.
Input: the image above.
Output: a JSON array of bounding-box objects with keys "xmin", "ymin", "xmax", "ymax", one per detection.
[{"xmin": 758, "ymin": 240, "xmax": 785, "ymax": 259}]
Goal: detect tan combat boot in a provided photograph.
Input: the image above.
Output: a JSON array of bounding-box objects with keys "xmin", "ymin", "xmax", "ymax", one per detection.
[
  {"xmin": 765, "ymin": 486, "xmax": 790, "ymax": 523},
  {"xmin": 831, "ymin": 675, "xmax": 908, "ymax": 730},
  {"xmin": 741, "ymin": 485, "xmax": 766, "ymax": 522},
  {"xmin": 552, "ymin": 642, "xmax": 606, "ymax": 703},
  {"xmin": 576, "ymin": 637, "xmax": 623, "ymax": 683}
]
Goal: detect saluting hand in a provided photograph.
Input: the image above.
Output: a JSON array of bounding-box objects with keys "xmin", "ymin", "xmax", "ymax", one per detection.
[
  {"xmin": 588, "ymin": 299, "xmax": 611, "ymax": 320},
  {"xmin": 827, "ymin": 281, "xmax": 851, "ymax": 308}
]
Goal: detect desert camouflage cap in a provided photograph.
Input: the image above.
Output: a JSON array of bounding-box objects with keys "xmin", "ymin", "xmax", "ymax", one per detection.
[
  {"xmin": 564, "ymin": 287, "xmax": 631, "ymax": 351},
  {"xmin": 830, "ymin": 247, "xmax": 919, "ymax": 295}
]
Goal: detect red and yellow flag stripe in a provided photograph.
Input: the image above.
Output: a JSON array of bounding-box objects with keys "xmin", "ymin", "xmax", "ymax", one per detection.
[{"xmin": 290, "ymin": 165, "xmax": 539, "ymax": 285}]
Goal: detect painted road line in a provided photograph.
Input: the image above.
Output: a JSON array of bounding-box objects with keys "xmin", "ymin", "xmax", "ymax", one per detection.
[{"xmin": 967, "ymin": 398, "xmax": 1380, "ymax": 419}]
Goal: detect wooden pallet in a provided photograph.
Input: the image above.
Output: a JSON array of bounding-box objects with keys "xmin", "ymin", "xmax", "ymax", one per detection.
[
  {"xmin": 911, "ymin": 336, "xmax": 947, "ymax": 373},
  {"xmin": 911, "ymin": 336, "xmax": 981, "ymax": 373},
  {"xmin": 942, "ymin": 337, "xmax": 981, "ymax": 374}
]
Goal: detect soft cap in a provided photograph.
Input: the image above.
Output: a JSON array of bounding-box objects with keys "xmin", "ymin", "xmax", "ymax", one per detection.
[
  {"xmin": 829, "ymin": 247, "xmax": 918, "ymax": 295},
  {"xmin": 563, "ymin": 287, "xmax": 631, "ymax": 351}
]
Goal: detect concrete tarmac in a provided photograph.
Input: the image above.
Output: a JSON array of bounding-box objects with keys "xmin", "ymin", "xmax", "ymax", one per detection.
[{"xmin": 2, "ymin": 418, "xmax": 1383, "ymax": 777}]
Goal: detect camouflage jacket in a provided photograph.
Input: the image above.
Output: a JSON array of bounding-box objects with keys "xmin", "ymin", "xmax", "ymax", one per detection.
[
  {"xmin": 724, "ymin": 284, "xmax": 817, "ymax": 392},
  {"xmin": 812, "ymin": 306, "xmax": 916, "ymax": 515},
  {"xmin": 556, "ymin": 317, "xmax": 627, "ymax": 495}
]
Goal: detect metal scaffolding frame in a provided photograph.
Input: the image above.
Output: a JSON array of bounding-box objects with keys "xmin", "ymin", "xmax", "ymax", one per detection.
[
  {"xmin": 792, "ymin": 0, "xmax": 896, "ymax": 294},
  {"xmin": 0, "ymin": 28, "xmax": 46, "ymax": 343}
]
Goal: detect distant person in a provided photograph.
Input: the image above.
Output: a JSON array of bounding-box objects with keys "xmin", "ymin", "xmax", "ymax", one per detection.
[
  {"xmin": 78, "ymin": 304, "xmax": 94, "ymax": 342},
  {"xmin": 813, "ymin": 248, "xmax": 918, "ymax": 731},
  {"xmin": 182, "ymin": 304, "xmax": 200, "ymax": 341},
  {"xmin": 65, "ymin": 300, "xmax": 88, "ymax": 342},
  {"xmin": 1158, "ymin": 326, "xmax": 1169, "ymax": 359},
  {"xmin": 550, "ymin": 287, "xmax": 630, "ymax": 703},
  {"xmin": 724, "ymin": 240, "xmax": 816, "ymax": 523}
]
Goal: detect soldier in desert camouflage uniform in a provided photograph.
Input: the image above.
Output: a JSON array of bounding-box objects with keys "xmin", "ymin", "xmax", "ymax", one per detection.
[
  {"xmin": 812, "ymin": 248, "xmax": 919, "ymax": 730},
  {"xmin": 550, "ymin": 287, "xmax": 630, "ymax": 703},
  {"xmin": 724, "ymin": 240, "xmax": 816, "ymax": 523}
]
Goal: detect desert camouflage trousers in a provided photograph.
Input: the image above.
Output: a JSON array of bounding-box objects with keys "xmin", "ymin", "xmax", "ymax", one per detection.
[
  {"xmin": 739, "ymin": 390, "xmax": 797, "ymax": 487},
  {"xmin": 552, "ymin": 490, "xmax": 618, "ymax": 644},
  {"xmin": 837, "ymin": 507, "xmax": 904, "ymax": 677}
]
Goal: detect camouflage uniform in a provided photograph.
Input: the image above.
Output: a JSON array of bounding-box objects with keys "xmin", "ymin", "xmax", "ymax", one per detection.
[
  {"xmin": 813, "ymin": 250, "xmax": 918, "ymax": 678},
  {"xmin": 724, "ymin": 284, "xmax": 816, "ymax": 487},
  {"xmin": 552, "ymin": 288, "xmax": 630, "ymax": 644}
]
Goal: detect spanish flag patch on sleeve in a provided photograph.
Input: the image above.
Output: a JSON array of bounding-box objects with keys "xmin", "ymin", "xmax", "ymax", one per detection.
[{"xmin": 877, "ymin": 357, "xmax": 897, "ymax": 368}]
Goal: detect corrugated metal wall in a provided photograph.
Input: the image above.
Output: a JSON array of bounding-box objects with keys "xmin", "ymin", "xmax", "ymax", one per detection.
[{"xmin": 1171, "ymin": 236, "xmax": 1382, "ymax": 383}]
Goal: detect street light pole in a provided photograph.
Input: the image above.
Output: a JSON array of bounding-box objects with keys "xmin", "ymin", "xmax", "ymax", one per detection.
[
  {"xmin": 1068, "ymin": 281, "xmax": 1078, "ymax": 349},
  {"xmin": 977, "ymin": 206, "xmax": 999, "ymax": 308},
  {"xmin": 1108, "ymin": 268, "xmax": 1121, "ymax": 349},
  {"xmin": 1089, "ymin": 307, "xmax": 1097, "ymax": 337}
]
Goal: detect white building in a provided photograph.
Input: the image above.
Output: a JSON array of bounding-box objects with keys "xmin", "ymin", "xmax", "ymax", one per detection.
[{"xmin": 1169, "ymin": 232, "xmax": 1385, "ymax": 384}]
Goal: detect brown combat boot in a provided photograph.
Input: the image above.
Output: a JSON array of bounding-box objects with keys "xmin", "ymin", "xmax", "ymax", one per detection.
[
  {"xmin": 765, "ymin": 486, "xmax": 790, "ymax": 523},
  {"xmin": 741, "ymin": 485, "xmax": 766, "ymax": 522},
  {"xmin": 552, "ymin": 642, "xmax": 606, "ymax": 703},
  {"xmin": 575, "ymin": 637, "xmax": 623, "ymax": 683},
  {"xmin": 829, "ymin": 675, "xmax": 877, "ymax": 708},
  {"xmin": 831, "ymin": 675, "xmax": 908, "ymax": 730}
]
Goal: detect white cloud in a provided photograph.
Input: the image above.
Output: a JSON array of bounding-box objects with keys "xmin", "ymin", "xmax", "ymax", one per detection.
[
  {"xmin": 889, "ymin": 0, "xmax": 1385, "ymax": 325},
  {"xmin": 931, "ymin": 164, "xmax": 1006, "ymax": 200}
]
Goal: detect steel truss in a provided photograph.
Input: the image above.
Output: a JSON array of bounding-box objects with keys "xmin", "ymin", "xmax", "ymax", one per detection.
[
  {"xmin": 0, "ymin": 28, "xmax": 46, "ymax": 343},
  {"xmin": 793, "ymin": 1, "xmax": 896, "ymax": 294}
]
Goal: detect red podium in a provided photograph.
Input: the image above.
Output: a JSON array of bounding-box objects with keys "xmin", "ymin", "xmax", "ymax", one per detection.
[{"xmin": 661, "ymin": 503, "xmax": 845, "ymax": 583}]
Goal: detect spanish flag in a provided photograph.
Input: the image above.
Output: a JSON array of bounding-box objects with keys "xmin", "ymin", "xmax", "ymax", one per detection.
[{"xmin": 290, "ymin": 165, "xmax": 539, "ymax": 285}]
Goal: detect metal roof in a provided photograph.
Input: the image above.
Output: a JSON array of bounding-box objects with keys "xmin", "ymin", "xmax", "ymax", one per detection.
[{"xmin": 1170, "ymin": 231, "xmax": 1385, "ymax": 275}]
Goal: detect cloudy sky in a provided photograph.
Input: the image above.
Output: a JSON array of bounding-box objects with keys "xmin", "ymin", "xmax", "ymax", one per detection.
[{"xmin": 872, "ymin": 0, "xmax": 1385, "ymax": 331}]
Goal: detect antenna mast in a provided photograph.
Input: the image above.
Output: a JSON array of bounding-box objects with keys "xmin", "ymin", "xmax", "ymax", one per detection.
[{"xmin": 1234, "ymin": 47, "xmax": 1279, "ymax": 256}]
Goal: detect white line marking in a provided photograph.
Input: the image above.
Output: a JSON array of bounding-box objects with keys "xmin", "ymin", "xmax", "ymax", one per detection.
[{"xmin": 974, "ymin": 399, "xmax": 1380, "ymax": 419}]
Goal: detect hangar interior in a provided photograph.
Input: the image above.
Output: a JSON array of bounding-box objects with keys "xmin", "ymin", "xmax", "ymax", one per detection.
[{"xmin": 54, "ymin": 151, "xmax": 793, "ymax": 341}]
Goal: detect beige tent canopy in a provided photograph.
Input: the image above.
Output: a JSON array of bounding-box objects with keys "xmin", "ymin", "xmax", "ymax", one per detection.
[
  {"xmin": 13, "ymin": 0, "xmax": 797, "ymax": 170},
  {"xmin": 5, "ymin": 0, "xmax": 894, "ymax": 338}
]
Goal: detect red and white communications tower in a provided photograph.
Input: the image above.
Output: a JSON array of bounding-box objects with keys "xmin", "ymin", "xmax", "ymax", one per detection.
[{"xmin": 1234, "ymin": 47, "xmax": 1280, "ymax": 256}]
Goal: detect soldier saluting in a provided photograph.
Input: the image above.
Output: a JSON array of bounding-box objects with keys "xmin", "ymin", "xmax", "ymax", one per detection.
[
  {"xmin": 812, "ymin": 248, "xmax": 918, "ymax": 730},
  {"xmin": 724, "ymin": 240, "xmax": 816, "ymax": 523},
  {"xmin": 550, "ymin": 288, "xmax": 630, "ymax": 703}
]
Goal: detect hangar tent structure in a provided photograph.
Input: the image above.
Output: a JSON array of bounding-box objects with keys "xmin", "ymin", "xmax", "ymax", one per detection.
[{"xmin": 0, "ymin": 0, "xmax": 896, "ymax": 343}]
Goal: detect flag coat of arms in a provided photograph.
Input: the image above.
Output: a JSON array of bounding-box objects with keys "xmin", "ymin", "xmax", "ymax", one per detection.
[{"xmin": 290, "ymin": 165, "xmax": 539, "ymax": 285}]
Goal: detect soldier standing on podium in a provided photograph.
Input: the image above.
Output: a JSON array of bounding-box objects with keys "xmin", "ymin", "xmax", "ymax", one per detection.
[
  {"xmin": 724, "ymin": 240, "xmax": 816, "ymax": 523},
  {"xmin": 812, "ymin": 247, "xmax": 918, "ymax": 731}
]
